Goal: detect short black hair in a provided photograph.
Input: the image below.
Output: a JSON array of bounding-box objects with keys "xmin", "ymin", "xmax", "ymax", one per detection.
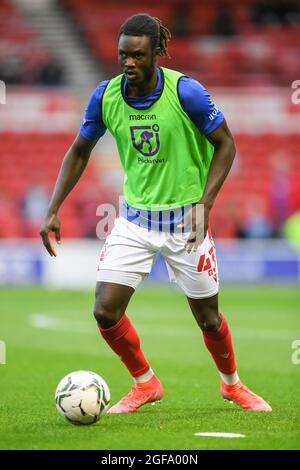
[{"xmin": 118, "ymin": 13, "xmax": 171, "ymax": 58}]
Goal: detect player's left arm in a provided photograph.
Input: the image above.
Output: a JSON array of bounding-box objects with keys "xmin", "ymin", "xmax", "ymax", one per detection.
[
  {"xmin": 183, "ymin": 119, "xmax": 235, "ymax": 253},
  {"xmin": 177, "ymin": 77, "xmax": 236, "ymax": 251},
  {"xmin": 200, "ymin": 119, "xmax": 236, "ymax": 233}
]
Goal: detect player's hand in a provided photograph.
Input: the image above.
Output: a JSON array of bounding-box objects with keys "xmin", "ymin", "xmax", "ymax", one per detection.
[
  {"xmin": 178, "ymin": 203, "xmax": 210, "ymax": 253},
  {"xmin": 40, "ymin": 213, "xmax": 61, "ymax": 257}
]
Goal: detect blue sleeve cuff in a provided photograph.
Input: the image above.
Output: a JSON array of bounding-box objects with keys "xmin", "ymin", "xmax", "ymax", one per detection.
[
  {"xmin": 79, "ymin": 128, "xmax": 101, "ymax": 141},
  {"xmin": 203, "ymin": 113, "xmax": 225, "ymax": 135}
]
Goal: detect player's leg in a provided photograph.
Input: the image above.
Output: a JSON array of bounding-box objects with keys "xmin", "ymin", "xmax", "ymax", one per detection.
[
  {"xmin": 93, "ymin": 217, "xmax": 163, "ymax": 413},
  {"xmin": 187, "ymin": 293, "xmax": 271, "ymax": 411},
  {"xmin": 164, "ymin": 231, "xmax": 271, "ymax": 412},
  {"xmin": 94, "ymin": 280, "xmax": 151, "ymax": 378},
  {"xmin": 187, "ymin": 292, "xmax": 238, "ymax": 384},
  {"xmin": 93, "ymin": 280, "xmax": 163, "ymax": 414}
]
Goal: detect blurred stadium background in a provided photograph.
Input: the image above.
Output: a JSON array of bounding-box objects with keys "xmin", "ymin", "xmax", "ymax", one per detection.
[
  {"xmin": 1, "ymin": 0, "xmax": 300, "ymax": 451},
  {"xmin": 0, "ymin": 0, "xmax": 300, "ymax": 287}
]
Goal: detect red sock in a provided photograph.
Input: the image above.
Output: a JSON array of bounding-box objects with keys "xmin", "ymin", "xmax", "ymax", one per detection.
[
  {"xmin": 97, "ymin": 314, "xmax": 150, "ymax": 378},
  {"xmin": 202, "ymin": 314, "xmax": 236, "ymax": 375}
]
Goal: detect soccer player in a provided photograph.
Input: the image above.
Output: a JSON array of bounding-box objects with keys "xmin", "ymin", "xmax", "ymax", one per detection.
[{"xmin": 40, "ymin": 14, "xmax": 271, "ymax": 413}]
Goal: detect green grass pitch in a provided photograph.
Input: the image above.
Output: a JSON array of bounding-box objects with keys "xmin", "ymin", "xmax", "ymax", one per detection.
[{"xmin": 0, "ymin": 285, "xmax": 299, "ymax": 450}]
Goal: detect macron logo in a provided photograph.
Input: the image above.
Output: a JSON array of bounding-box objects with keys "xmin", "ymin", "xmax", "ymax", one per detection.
[
  {"xmin": 129, "ymin": 114, "xmax": 157, "ymax": 121},
  {"xmin": 208, "ymin": 106, "xmax": 219, "ymax": 121}
]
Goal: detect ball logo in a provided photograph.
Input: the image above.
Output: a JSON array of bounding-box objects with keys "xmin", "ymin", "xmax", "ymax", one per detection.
[{"xmin": 130, "ymin": 124, "xmax": 160, "ymax": 157}]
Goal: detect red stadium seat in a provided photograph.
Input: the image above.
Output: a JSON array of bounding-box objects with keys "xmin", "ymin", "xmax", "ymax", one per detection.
[
  {"xmin": 0, "ymin": 132, "xmax": 113, "ymax": 239},
  {"xmin": 64, "ymin": 0, "xmax": 300, "ymax": 87}
]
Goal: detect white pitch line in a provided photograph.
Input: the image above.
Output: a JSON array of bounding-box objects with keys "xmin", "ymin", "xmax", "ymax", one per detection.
[
  {"xmin": 30, "ymin": 314, "xmax": 93, "ymax": 333},
  {"xmin": 194, "ymin": 432, "xmax": 245, "ymax": 438},
  {"xmin": 29, "ymin": 314, "xmax": 300, "ymax": 341}
]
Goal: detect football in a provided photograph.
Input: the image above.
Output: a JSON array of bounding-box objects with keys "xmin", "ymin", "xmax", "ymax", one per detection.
[{"xmin": 55, "ymin": 370, "xmax": 110, "ymax": 425}]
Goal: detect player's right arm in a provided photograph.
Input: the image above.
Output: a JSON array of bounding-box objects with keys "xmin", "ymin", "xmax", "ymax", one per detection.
[
  {"xmin": 40, "ymin": 134, "xmax": 99, "ymax": 256},
  {"xmin": 40, "ymin": 80, "xmax": 109, "ymax": 256}
]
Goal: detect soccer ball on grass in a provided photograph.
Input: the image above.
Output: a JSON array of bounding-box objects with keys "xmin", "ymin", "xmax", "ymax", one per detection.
[{"xmin": 55, "ymin": 370, "xmax": 110, "ymax": 425}]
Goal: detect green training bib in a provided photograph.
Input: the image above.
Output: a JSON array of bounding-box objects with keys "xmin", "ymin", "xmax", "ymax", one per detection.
[{"xmin": 102, "ymin": 67, "xmax": 214, "ymax": 210}]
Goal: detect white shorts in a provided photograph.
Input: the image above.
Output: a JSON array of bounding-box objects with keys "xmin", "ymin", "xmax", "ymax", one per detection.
[{"xmin": 96, "ymin": 217, "xmax": 219, "ymax": 299}]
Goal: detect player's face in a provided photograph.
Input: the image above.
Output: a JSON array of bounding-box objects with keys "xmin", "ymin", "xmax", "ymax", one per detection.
[{"xmin": 118, "ymin": 34, "xmax": 156, "ymax": 84}]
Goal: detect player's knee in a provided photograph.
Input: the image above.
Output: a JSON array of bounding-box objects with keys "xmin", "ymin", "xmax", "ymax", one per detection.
[
  {"xmin": 93, "ymin": 281, "xmax": 134, "ymax": 328},
  {"xmin": 93, "ymin": 289, "xmax": 123, "ymax": 328},
  {"xmin": 198, "ymin": 307, "xmax": 221, "ymax": 332}
]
